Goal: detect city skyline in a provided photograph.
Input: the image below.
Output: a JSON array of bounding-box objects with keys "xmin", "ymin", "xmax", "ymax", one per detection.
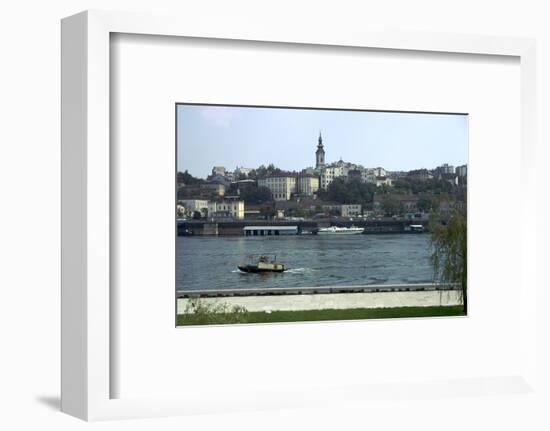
[{"xmin": 177, "ymin": 104, "xmax": 468, "ymax": 178}]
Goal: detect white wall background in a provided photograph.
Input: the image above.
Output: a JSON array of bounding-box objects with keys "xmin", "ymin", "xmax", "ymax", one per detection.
[{"xmin": 1, "ymin": 0, "xmax": 548, "ymax": 430}]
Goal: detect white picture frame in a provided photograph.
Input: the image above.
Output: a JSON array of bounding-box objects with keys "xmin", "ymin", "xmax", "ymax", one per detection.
[{"xmin": 61, "ymin": 9, "xmax": 539, "ymax": 421}]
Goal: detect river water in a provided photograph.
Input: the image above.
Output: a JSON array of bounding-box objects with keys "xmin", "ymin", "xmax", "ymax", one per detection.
[{"xmin": 176, "ymin": 234, "xmax": 435, "ymax": 292}]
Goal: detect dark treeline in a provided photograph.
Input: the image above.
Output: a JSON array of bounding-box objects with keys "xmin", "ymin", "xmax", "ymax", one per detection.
[
  {"xmin": 317, "ymin": 178, "xmax": 376, "ymax": 206},
  {"xmin": 177, "ymin": 170, "xmax": 205, "ymax": 185},
  {"xmin": 392, "ymin": 178, "xmax": 453, "ymax": 194}
]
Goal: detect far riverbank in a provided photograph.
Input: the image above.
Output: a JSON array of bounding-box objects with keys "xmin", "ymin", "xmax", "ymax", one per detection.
[{"xmin": 178, "ymin": 218, "xmax": 430, "ymax": 236}]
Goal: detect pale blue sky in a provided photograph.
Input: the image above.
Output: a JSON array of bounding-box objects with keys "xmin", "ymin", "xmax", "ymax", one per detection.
[{"xmin": 177, "ymin": 104, "xmax": 468, "ymax": 178}]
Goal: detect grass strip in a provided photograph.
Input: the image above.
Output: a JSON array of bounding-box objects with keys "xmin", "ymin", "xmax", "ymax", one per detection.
[{"xmin": 177, "ymin": 305, "xmax": 465, "ymax": 326}]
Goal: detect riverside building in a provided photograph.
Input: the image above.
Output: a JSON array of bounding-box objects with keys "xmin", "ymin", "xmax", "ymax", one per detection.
[
  {"xmin": 207, "ymin": 199, "xmax": 245, "ymax": 220},
  {"xmin": 258, "ymin": 175, "xmax": 297, "ymax": 201}
]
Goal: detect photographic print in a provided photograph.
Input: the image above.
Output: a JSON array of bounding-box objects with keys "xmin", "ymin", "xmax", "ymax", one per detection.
[{"xmin": 176, "ymin": 104, "xmax": 468, "ymax": 326}]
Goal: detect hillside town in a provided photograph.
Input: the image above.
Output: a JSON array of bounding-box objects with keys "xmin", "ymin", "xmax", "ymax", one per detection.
[{"xmin": 177, "ymin": 133, "xmax": 467, "ymax": 222}]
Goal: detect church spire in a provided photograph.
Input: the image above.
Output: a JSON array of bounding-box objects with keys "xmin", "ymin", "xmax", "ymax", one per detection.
[{"xmin": 315, "ymin": 131, "xmax": 325, "ymax": 168}]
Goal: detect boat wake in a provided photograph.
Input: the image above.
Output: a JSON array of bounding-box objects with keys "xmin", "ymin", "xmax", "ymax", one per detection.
[{"xmin": 285, "ymin": 267, "xmax": 312, "ymax": 274}]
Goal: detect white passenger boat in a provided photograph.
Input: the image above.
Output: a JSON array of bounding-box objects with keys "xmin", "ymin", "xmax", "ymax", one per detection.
[
  {"xmin": 315, "ymin": 226, "xmax": 364, "ymax": 235},
  {"xmin": 405, "ymin": 224, "xmax": 425, "ymax": 233}
]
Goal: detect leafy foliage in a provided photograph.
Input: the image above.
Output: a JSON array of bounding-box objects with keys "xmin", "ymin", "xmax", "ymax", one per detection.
[
  {"xmin": 318, "ymin": 177, "xmax": 376, "ymax": 206},
  {"xmin": 177, "ymin": 170, "xmax": 205, "ymax": 185},
  {"xmin": 239, "ymin": 185, "xmax": 273, "ymax": 204},
  {"xmin": 393, "ymin": 178, "xmax": 453, "ymax": 194},
  {"xmin": 183, "ymin": 298, "xmax": 249, "ymax": 325},
  {"xmin": 430, "ymin": 210, "xmax": 467, "ymax": 313},
  {"xmin": 380, "ymin": 195, "xmax": 403, "ymax": 216},
  {"xmin": 416, "ymin": 195, "xmax": 440, "ymax": 213},
  {"xmin": 259, "ymin": 205, "xmax": 276, "ymax": 218},
  {"xmin": 248, "ymin": 164, "xmax": 283, "ymax": 179}
]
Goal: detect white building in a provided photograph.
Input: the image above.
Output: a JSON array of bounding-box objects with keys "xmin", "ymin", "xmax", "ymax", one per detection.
[
  {"xmin": 320, "ymin": 166, "xmax": 339, "ymax": 189},
  {"xmin": 207, "ymin": 199, "xmax": 245, "ymax": 219},
  {"xmin": 375, "ymin": 177, "xmax": 393, "ymax": 187},
  {"xmin": 455, "ymin": 164, "xmax": 467, "ymax": 177},
  {"xmin": 321, "ymin": 204, "xmax": 362, "ymax": 217},
  {"xmin": 373, "ymin": 167, "xmax": 387, "ymax": 177},
  {"xmin": 258, "ymin": 175, "xmax": 297, "ymax": 201},
  {"xmin": 361, "ymin": 168, "xmax": 377, "ymax": 184},
  {"xmin": 211, "ymin": 166, "xmax": 226, "ymax": 177},
  {"xmin": 439, "ymin": 163, "xmax": 455, "ymax": 175},
  {"xmin": 320, "ymin": 161, "xmax": 351, "ymax": 189},
  {"xmin": 341, "ymin": 204, "xmax": 362, "ymax": 217},
  {"xmin": 312, "ymin": 137, "xmax": 391, "ymax": 190},
  {"xmin": 179, "ymin": 199, "xmax": 209, "ymax": 217},
  {"xmin": 234, "ymin": 166, "xmax": 253, "ymax": 178},
  {"xmin": 296, "ymin": 175, "xmax": 319, "ymax": 196}
]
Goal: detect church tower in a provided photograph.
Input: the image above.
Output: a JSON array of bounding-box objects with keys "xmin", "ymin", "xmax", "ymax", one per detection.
[{"xmin": 315, "ymin": 132, "xmax": 326, "ymax": 168}]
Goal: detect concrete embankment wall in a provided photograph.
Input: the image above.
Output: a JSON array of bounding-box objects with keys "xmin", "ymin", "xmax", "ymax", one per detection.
[
  {"xmin": 177, "ymin": 290, "xmax": 463, "ymax": 314},
  {"xmin": 179, "ymin": 219, "xmax": 430, "ymax": 236}
]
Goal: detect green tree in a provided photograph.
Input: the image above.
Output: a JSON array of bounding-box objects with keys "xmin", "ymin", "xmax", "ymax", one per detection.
[
  {"xmin": 381, "ymin": 195, "xmax": 402, "ymax": 216},
  {"xmin": 259, "ymin": 205, "xmax": 276, "ymax": 219},
  {"xmin": 239, "ymin": 185, "xmax": 273, "ymax": 204},
  {"xmin": 254, "ymin": 165, "xmax": 267, "ymax": 178},
  {"xmin": 318, "ymin": 177, "xmax": 376, "ymax": 207},
  {"xmin": 393, "ymin": 178, "xmax": 453, "ymax": 195},
  {"xmin": 417, "ymin": 196, "xmax": 439, "ymax": 213},
  {"xmin": 250, "ymin": 164, "xmax": 282, "ymax": 179},
  {"xmin": 290, "ymin": 207, "xmax": 306, "ymax": 217},
  {"xmin": 376, "ymin": 183, "xmax": 393, "ymax": 195},
  {"xmin": 430, "ymin": 210, "xmax": 467, "ymax": 313},
  {"xmin": 183, "ymin": 298, "xmax": 249, "ymax": 325},
  {"xmin": 177, "ymin": 170, "xmax": 205, "ymax": 185}
]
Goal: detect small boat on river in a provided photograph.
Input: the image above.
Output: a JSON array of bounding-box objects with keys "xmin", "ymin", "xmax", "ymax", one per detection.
[{"xmin": 238, "ymin": 255, "xmax": 287, "ymax": 273}]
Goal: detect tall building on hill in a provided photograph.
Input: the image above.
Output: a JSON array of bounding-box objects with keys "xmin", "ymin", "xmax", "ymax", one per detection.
[
  {"xmin": 297, "ymin": 174, "xmax": 320, "ymax": 196},
  {"xmin": 258, "ymin": 175, "xmax": 297, "ymax": 201},
  {"xmin": 455, "ymin": 164, "xmax": 467, "ymax": 177},
  {"xmin": 211, "ymin": 166, "xmax": 226, "ymax": 177},
  {"xmin": 315, "ymin": 132, "xmax": 326, "ymax": 169},
  {"xmin": 438, "ymin": 163, "xmax": 455, "ymax": 175}
]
